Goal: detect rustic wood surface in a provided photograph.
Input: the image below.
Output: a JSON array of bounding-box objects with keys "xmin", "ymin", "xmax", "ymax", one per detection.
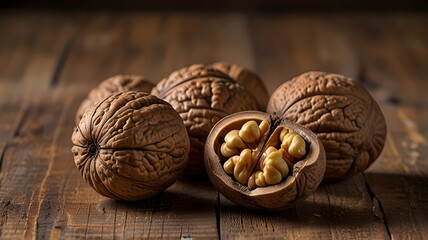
[{"xmin": 0, "ymin": 9, "xmax": 427, "ymax": 239}]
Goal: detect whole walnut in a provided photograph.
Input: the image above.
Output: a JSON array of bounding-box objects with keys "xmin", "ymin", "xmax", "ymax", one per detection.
[
  {"xmin": 151, "ymin": 64, "xmax": 259, "ymax": 175},
  {"xmin": 267, "ymin": 72, "xmax": 387, "ymax": 181},
  {"xmin": 71, "ymin": 91, "xmax": 190, "ymax": 200},
  {"xmin": 209, "ymin": 62, "xmax": 269, "ymax": 110},
  {"xmin": 75, "ymin": 74, "xmax": 154, "ymax": 124}
]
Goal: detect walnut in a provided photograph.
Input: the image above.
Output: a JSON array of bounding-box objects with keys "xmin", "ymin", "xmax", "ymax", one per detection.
[
  {"xmin": 71, "ymin": 91, "xmax": 189, "ymax": 200},
  {"xmin": 75, "ymin": 74, "xmax": 154, "ymax": 124},
  {"xmin": 267, "ymin": 72, "xmax": 387, "ymax": 181},
  {"xmin": 151, "ymin": 64, "xmax": 259, "ymax": 175},
  {"xmin": 209, "ymin": 62, "xmax": 269, "ymax": 110},
  {"xmin": 205, "ymin": 111, "xmax": 326, "ymax": 210}
]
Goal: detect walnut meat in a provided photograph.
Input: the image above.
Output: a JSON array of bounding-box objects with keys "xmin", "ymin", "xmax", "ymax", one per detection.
[
  {"xmin": 71, "ymin": 91, "xmax": 190, "ymax": 200},
  {"xmin": 220, "ymin": 120, "xmax": 307, "ymax": 190},
  {"xmin": 75, "ymin": 74, "xmax": 154, "ymax": 124},
  {"xmin": 205, "ymin": 111, "xmax": 326, "ymax": 210},
  {"xmin": 267, "ymin": 72, "xmax": 387, "ymax": 181},
  {"xmin": 151, "ymin": 64, "xmax": 259, "ymax": 175},
  {"xmin": 210, "ymin": 62, "xmax": 269, "ymax": 110}
]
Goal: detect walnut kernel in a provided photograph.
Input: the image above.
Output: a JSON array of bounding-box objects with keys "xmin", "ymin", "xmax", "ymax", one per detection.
[{"xmin": 220, "ymin": 119, "xmax": 307, "ymax": 190}]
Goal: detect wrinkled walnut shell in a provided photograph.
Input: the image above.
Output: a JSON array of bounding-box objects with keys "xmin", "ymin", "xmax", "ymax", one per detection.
[
  {"xmin": 151, "ymin": 64, "xmax": 259, "ymax": 175},
  {"xmin": 71, "ymin": 91, "xmax": 190, "ymax": 200},
  {"xmin": 210, "ymin": 62, "xmax": 269, "ymax": 110},
  {"xmin": 267, "ymin": 71, "xmax": 387, "ymax": 181},
  {"xmin": 75, "ymin": 74, "xmax": 154, "ymax": 124},
  {"xmin": 205, "ymin": 111, "xmax": 326, "ymax": 210}
]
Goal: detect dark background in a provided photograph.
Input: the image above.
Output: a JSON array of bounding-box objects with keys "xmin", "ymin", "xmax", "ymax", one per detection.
[{"xmin": 2, "ymin": 0, "xmax": 428, "ymax": 11}]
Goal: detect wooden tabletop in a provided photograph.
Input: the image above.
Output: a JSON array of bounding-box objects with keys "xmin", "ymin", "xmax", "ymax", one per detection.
[{"xmin": 1, "ymin": 9, "xmax": 427, "ymax": 239}]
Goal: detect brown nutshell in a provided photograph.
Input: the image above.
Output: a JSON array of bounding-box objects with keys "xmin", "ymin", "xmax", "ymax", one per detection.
[
  {"xmin": 71, "ymin": 91, "xmax": 190, "ymax": 200},
  {"xmin": 75, "ymin": 74, "xmax": 154, "ymax": 124},
  {"xmin": 210, "ymin": 62, "xmax": 269, "ymax": 110},
  {"xmin": 266, "ymin": 71, "xmax": 387, "ymax": 181},
  {"xmin": 204, "ymin": 111, "xmax": 326, "ymax": 210},
  {"xmin": 151, "ymin": 64, "xmax": 259, "ymax": 175}
]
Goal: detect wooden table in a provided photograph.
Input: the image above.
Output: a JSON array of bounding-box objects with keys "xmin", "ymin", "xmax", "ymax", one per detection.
[{"xmin": 1, "ymin": 9, "xmax": 427, "ymax": 239}]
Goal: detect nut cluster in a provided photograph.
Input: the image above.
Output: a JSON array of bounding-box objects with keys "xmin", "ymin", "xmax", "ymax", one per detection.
[
  {"xmin": 72, "ymin": 64, "xmax": 267, "ymax": 201},
  {"xmin": 220, "ymin": 120, "xmax": 307, "ymax": 190},
  {"xmin": 72, "ymin": 64, "xmax": 386, "ymax": 209}
]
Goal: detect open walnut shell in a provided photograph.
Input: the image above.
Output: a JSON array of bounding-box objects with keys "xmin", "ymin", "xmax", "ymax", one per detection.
[
  {"xmin": 75, "ymin": 74, "xmax": 154, "ymax": 124},
  {"xmin": 209, "ymin": 62, "xmax": 269, "ymax": 110},
  {"xmin": 71, "ymin": 91, "xmax": 189, "ymax": 200},
  {"xmin": 151, "ymin": 64, "xmax": 259, "ymax": 175},
  {"xmin": 267, "ymin": 72, "xmax": 387, "ymax": 181},
  {"xmin": 205, "ymin": 111, "xmax": 326, "ymax": 210}
]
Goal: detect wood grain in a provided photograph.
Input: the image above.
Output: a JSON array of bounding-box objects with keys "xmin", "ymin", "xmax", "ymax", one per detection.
[
  {"xmin": 340, "ymin": 13, "xmax": 428, "ymax": 240},
  {"xmin": 219, "ymin": 176, "xmax": 389, "ymax": 239},
  {"xmin": 1, "ymin": 10, "xmax": 428, "ymax": 239}
]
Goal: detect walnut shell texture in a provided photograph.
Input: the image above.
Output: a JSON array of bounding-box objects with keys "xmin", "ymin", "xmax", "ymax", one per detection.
[
  {"xmin": 71, "ymin": 91, "xmax": 190, "ymax": 200},
  {"xmin": 75, "ymin": 74, "xmax": 154, "ymax": 124},
  {"xmin": 151, "ymin": 64, "xmax": 260, "ymax": 175},
  {"xmin": 267, "ymin": 72, "xmax": 387, "ymax": 181},
  {"xmin": 205, "ymin": 111, "xmax": 326, "ymax": 210},
  {"xmin": 210, "ymin": 62, "xmax": 269, "ymax": 110}
]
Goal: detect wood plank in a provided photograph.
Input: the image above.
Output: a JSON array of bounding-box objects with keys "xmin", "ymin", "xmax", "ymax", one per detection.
[
  {"xmin": 365, "ymin": 115, "xmax": 428, "ymax": 239},
  {"xmin": 0, "ymin": 10, "xmax": 43, "ymax": 83},
  {"xmin": 389, "ymin": 13, "xmax": 428, "ymax": 85},
  {"xmin": 58, "ymin": 11, "xmax": 259, "ymax": 86},
  {"xmin": 0, "ymin": 10, "xmax": 77, "ymax": 143},
  {"xmin": 0, "ymin": 11, "xmax": 81, "ymax": 239},
  {"xmin": 0, "ymin": 92, "xmax": 68, "ymax": 239},
  {"xmin": 247, "ymin": 14, "xmax": 361, "ymax": 94},
  {"xmin": 0, "ymin": 10, "xmax": 77, "ymax": 87},
  {"xmin": 0, "ymin": 13, "xmax": 77, "ymax": 209},
  {"xmin": 340, "ymin": 13, "xmax": 428, "ymax": 240},
  {"xmin": 246, "ymin": 15, "xmax": 306, "ymax": 93},
  {"xmin": 159, "ymin": 12, "xmax": 257, "ymax": 76},
  {"xmin": 220, "ymin": 176, "xmax": 389, "ymax": 239},
  {"xmin": 59, "ymin": 12, "xmax": 162, "ymax": 88},
  {"xmin": 342, "ymin": 14, "xmax": 428, "ymax": 169}
]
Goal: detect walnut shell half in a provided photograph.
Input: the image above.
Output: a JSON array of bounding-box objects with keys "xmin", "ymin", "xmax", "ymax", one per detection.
[
  {"xmin": 205, "ymin": 111, "xmax": 326, "ymax": 210},
  {"xmin": 71, "ymin": 91, "xmax": 189, "ymax": 200},
  {"xmin": 75, "ymin": 74, "xmax": 154, "ymax": 124},
  {"xmin": 267, "ymin": 72, "xmax": 387, "ymax": 181},
  {"xmin": 151, "ymin": 64, "xmax": 259, "ymax": 175}
]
